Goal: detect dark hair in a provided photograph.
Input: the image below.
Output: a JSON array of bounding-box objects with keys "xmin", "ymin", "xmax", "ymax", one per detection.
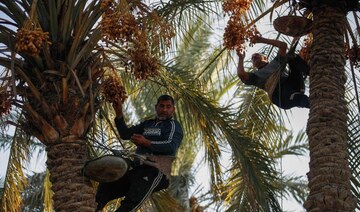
[{"xmin": 157, "ymin": 94, "xmax": 175, "ymax": 105}]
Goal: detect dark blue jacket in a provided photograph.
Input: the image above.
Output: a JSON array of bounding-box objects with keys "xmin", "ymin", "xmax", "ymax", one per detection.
[{"xmin": 114, "ymin": 117, "xmax": 183, "ymax": 156}]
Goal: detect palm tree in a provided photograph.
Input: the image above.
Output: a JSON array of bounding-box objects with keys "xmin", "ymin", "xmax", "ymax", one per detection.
[
  {"xmin": 1, "ymin": 1, "xmax": 102, "ymax": 209},
  {"xmin": 0, "ymin": 0, "xmax": 179, "ymax": 210},
  {"xmin": 223, "ymin": 0, "xmax": 360, "ymax": 210},
  {"xmin": 299, "ymin": 0, "xmax": 359, "ymax": 210}
]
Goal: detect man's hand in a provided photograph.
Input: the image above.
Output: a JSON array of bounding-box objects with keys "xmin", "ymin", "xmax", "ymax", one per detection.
[
  {"xmin": 236, "ymin": 49, "xmax": 249, "ymax": 81},
  {"xmin": 236, "ymin": 48, "xmax": 245, "ymax": 61},
  {"xmin": 131, "ymin": 134, "xmax": 151, "ymax": 147},
  {"xmin": 112, "ymin": 101, "xmax": 124, "ymax": 118},
  {"xmin": 250, "ymin": 35, "xmax": 263, "ymax": 44}
]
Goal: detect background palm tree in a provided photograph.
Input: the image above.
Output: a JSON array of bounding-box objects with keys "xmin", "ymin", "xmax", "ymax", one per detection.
[{"xmin": 226, "ymin": 0, "xmax": 360, "ymax": 210}]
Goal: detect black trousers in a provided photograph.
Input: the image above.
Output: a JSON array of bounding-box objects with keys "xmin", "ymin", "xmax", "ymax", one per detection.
[
  {"xmin": 95, "ymin": 164, "xmax": 169, "ymax": 212},
  {"xmin": 272, "ymin": 54, "xmax": 310, "ymax": 109}
]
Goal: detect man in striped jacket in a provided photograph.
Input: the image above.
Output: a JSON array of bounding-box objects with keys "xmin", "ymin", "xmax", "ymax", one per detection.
[{"xmin": 95, "ymin": 94, "xmax": 183, "ymax": 212}]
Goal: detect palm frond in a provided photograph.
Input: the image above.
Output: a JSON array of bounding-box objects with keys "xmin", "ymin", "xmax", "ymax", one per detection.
[
  {"xmin": 1, "ymin": 124, "xmax": 31, "ymax": 212},
  {"xmin": 148, "ymin": 190, "xmax": 184, "ymax": 212},
  {"xmin": 21, "ymin": 172, "xmax": 46, "ymax": 211},
  {"xmin": 346, "ymin": 69, "xmax": 360, "ymax": 209},
  {"xmin": 277, "ymin": 175, "xmax": 308, "ymax": 205}
]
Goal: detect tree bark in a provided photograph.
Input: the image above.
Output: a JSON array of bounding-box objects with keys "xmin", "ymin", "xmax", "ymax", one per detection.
[
  {"xmin": 304, "ymin": 6, "xmax": 357, "ymax": 211},
  {"xmin": 46, "ymin": 141, "xmax": 97, "ymax": 212}
]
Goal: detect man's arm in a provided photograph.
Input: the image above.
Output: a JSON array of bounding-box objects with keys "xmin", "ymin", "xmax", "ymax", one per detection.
[
  {"xmin": 113, "ymin": 102, "xmax": 143, "ymax": 140},
  {"xmin": 251, "ymin": 36, "xmax": 287, "ymax": 57},
  {"xmin": 130, "ymin": 133, "xmax": 151, "ymax": 147},
  {"xmin": 113, "ymin": 102, "xmax": 124, "ymax": 118},
  {"xmin": 130, "ymin": 120, "xmax": 183, "ymax": 155},
  {"xmin": 237, "ymin": 50, "xmax": 249, "ymax": 81}
]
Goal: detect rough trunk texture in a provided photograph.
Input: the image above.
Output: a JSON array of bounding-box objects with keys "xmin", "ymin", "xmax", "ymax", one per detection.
[
  {"xmin": 46, "ymin": 141, "xmax": 97, "ymax": 212},
  {"xmin": 304, "ymin": 6, "xmax": 357, "ymax": 212}
]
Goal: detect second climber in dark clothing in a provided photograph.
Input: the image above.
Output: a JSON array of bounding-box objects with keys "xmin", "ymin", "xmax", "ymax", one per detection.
[
  {"xmin": 95, "ymin": 94, "xmax": 183, "ymax": 212},
  {"xmin": 237, "ymin": 35, "xmax": 310, "ymax": 109}
]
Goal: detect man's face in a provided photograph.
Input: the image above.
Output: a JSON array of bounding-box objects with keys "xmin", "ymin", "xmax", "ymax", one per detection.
[
  {"xmin": 251, "ymin": 53, "xmax": 268, "ymax": 68},
  {"xmin": 155, "ymin": 100, "xmax": 175, "ymax": 120}
]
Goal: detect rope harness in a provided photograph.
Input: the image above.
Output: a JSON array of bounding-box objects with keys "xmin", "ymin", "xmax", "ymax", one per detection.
[
  {"xmin": 264, "ymin": 39, "xmax": 300, "ymax": 102},
  {"xmin": 83, "ymin": 140, "xmax": 175, "ymax": 183}
]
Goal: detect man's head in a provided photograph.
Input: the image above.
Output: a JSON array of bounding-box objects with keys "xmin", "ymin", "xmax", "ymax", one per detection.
[
  {"xmin": 155, "ymin": 94, "xmax": 175, "ymax": 120},
  {"xmin": 251, "ymin": 53, "xmax": 268, "ymax": 69}
]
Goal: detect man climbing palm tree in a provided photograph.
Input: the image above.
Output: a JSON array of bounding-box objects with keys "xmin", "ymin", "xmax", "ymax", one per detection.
[
  {"xmin": 237, "ymin": 35, "xmax": 310, "ymax": 109},
  {"xmin": 95, "ymin": 94, "xmax": 183, "ymax": 212}
]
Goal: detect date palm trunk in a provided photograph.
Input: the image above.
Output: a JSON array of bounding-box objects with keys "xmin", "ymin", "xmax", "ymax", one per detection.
[
  {"xmin": 304, "ymin": 5, "xmax": 357, "ymax": 211},
  {"xmin": 23, "ymin": 96, "xmax": 99, "ymax": 211},
  {"xmin": 46, "ymin": 140, "xmax": 96, "ymax": 212}
]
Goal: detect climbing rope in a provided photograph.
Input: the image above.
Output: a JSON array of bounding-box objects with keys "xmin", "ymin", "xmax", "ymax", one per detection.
[{"xmin": 275, "ymin": 37, "xmax": 300, "ymax": 209}]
